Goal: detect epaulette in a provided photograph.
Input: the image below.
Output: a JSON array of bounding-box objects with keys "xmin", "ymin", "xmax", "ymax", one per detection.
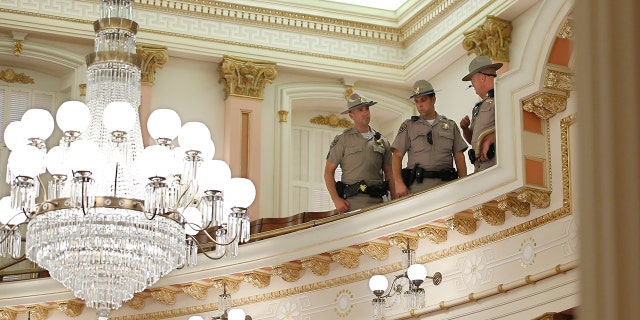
[{"xmin": 411, "ymin": 116, "xmax": 420, "ymax": 121}]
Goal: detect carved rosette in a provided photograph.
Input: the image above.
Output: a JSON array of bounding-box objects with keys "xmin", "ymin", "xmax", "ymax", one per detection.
[
  {"xmin": 0, "ymin": 308, "xmax": 17, "ymax": 320},
  {"xmin": 25, "ymin": 305, "xmax": 48, "ymax": 320},
  {"xmin": 212, "ymin": 277, "xmax": 241, "ymax": 294},
  {"xmin": 272, "ymin": 263, "xmax": 302, "ymax": 282},
  {"xmin": 309, "ymin": 114, "xmax": 353, "ymax": 128},
  {"xmin": 545, "ymin": 70, "xmax": 574, "ymax": 95},
  {"xmin": 496, "ymin": 194, "xmax": 530, "ymax": 217},
  {"xmin": 446, "ymin": 213, "xmax": 477, "ymax": 235},
  {"xmin": 516, "ymin": 187, "xmax": 551, "ymax": 208},
  {"xmin": 330, "ymin": 248, "xmax": 361, "ymax": 269},
  {"xmin": 472, "ymin": 204, "xmax": 505, "ymax": 226},
  {"xmin": 218, "ymin": 55, "xmax": 277, "ymax": 99},
  {"xmin": 125, "ymin": 293, "xmax": 146, "ymax": 309},
  {"xmin": 0, "ymin": 68, "xmax": 34, "ymax": 84},
  {"xmin": 359, "ymin": 241, "xmax": 390, "ymax": 261},
  {"xmin": 388, "ymin": 233, "xmax": 419, "ymax": 250},
  {"xmin": 136, "ymin": 44, "xmax": 168, "ymax": 85},
  {"xmin": 462, "ymin": 16, "xmax": 512, "ymax": 61},
  {"xmin": 301, "ymin": 255, "xmax": 331, "ymax": 276},
  {"xmin": 558, "ymin": 19, "xmax": 574, "ymax": 39},
  {"xmin": 417, "ymin": 225, "xmax": 448, "ymax": 244},
  {"xmin": 522, "ymin": 92, "xmax": 567, "ymax": 120},
  {"xmin": 57, "ymin": 301, "xmax": 84, "ymax": 317},
  {"xmin": 243, "ymin": 271, "xmax": 271, "ymax": 288},
  {"xmin": 182, "ymin": 282, "xmax": 211, "ymax": 300},
  {"xmin": 150, "ymin": 288, "xmax": 178, "ymax": 305}
]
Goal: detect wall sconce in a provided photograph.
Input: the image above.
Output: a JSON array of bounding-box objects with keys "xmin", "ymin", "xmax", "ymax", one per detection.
[{"xmin": 368, "ymin": 248, "xmax": 442, "ymax": 319}]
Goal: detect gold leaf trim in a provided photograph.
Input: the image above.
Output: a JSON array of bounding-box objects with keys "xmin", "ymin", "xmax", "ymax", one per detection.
[
  {"xmin": 522, "ymin": 92, "xmax": 568, "ymax": 120},
  {"xmin": 0, "ymin": 308, "xmax": 17, "ymax": 320},
  {"xmin": 25, "ymin": 305, "xmax": 48, "ymax": 320},
  {"xmin": 182, "ymin": 282, "xmax": 211, "ymax": 300},
  {"xmin": 301, "ymin": 255, "xmax": 331, "ymax": 276},
  {"xmin": 150, "ymin": 288, "xmax": 179, "ymax": 305},
  {"xmin": 558, "ymin": 19, "xmax": 574, "ymax": 39},
  {"xmin": 359, "ymin": 241, "xmax": 390, "ymax": 261},
  {"xmin": 243, "ymin": 270, "xmax": 271, "ymax": 288},
  {"xmin": 218, "ymin": 55, "xmax": 277, "ymax": 99},
  {"xmin": 496, "ymin": 194, "xmax": 530, "ymax": 217},
  {"xmin": 57, "ymin": 301, "xmax": 84, "ymax": 317},
  {"xmin": 388, "ymin": 233, "xmax": 419, "ymax": 250},
  {"xmin": 310, "ymin": 114, "xmax": 353, "ymax": 128},
  {"xmin": 272, "ymin": 263, "xmax": 302, "ymax": 282},
  {"xmin": 417, "ymin": 225, "xmax": 448, "ymax": 244},
  {"xmin": 544, "ymin": 69, "xmax": 574, "ymax": 94},
  {"xmin": 211, "ymin": 277, "xmax": 241, "ymax": 294},
  {"xmin": 516, "ymin": 187, "xmax": 552, "ymax": 209},
  {"xmin": 472, "ymin": 203, "xmax": 505, "ymax": 226},
  {"xmin": 0, "ymin": 68, "xmax": 34, "ymax": 84},
  {"xmin": 137, "ymin": 44, "xmax": 169, "ymax": 86},
  {"xmin": 462, "ymin": 16, "xmax": 512, "ymax": 61},
  {"xmin": 330, "ymin": 248, "xmax": 361, "ymax": 269}
]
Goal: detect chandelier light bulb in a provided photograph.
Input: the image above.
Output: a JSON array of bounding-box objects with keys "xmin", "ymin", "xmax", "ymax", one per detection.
[
  {"xmin": 21, "ymin": 108, "xmax": 54, "ymax": 140},
  {"xmin": 200, "ymin": 138, "xmax": 216, "ymax": 160},
  {"xmin": 67, "ymin": 139, "xmax": 102, "ymax": 173},
  {"xmin": 178, "ymin": 122, "xmax": 211, "ymax": 152},
  {"xmin": 407, "ymin": 264, "xmax": 427, "ymax": 282},
  {"xmin": 182, "ymin": 206, "xmax": 203, "ymax": 236},
  {"xmin": 3, "ymin": 121, "xmax": 29, "ymax": 151},
  {"xmin": 0, "ymin": 196, "xmax": 27, "ymax": 225},
  {"xmin": 137, "ymin": 145, "xmax": 174, "ymax": 180},
  {"xmin": 8, "ymin": 145, "xmax": 45, "ymax": 178},
  {"xmin": 197, "ymin": 160, "xmax": 232, "ymax": 192},
  {"xmin": 227, "ymin": 308, "xmax": 246, "ymax": 320},
  {"xmin": 147, "ymin": 109, "xmax": 182, "ymax": 141},
  {"xmin": 45, "ymin": 146, "xmax": 69, "ymax": 176},
  {"xmin": 56, "ymin": 101, "xmax": 91, "ymax": 133},
  {"xmin": 224, "ymin": 178, "xmax": 256, "ymax": 209},
  {"xmin": 103, "ymin": 101, "xmax": 136, "ymax": 133},
  {"xmin": 187, "ymin": 317, "xmax": 204, "ymax": 320},
  {"xmin": 369, "ymin": 274, "xmax": 389, "ymax": 292}
]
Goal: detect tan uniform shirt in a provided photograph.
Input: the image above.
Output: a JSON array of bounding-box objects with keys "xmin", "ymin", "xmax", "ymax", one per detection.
[
  {"xmin": 470, "ymin": 89, "xmax": 496, "ymax": 171},
  {"xmin": 326, "ymin": 127, "xmax": 392, "ymax": 186},
  {"xmin": 391, "ymin": 114, "xmax": 468, "ymax": 171}
]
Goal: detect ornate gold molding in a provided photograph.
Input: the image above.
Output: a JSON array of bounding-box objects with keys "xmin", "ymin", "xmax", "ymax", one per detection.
[
  {"xmin": 150, "ymin": 288, "xmax": 179, "ymax": 305},
  {"xmin": 310, "ymin": 114, "xmax": 354, "ymax": 128},
  {"xmin": 212, "ymin": 277, "xmax": 241, "ymax": 294},
  {"xmin": 218, "ymin": 55, "xmax": 277, "ymax": 99},
  {"xmin": 472, "ymin": 203, "xmax": 505, "ymax": 226},
  {"xmin": 516, "ymin": 187, "xmax": 552, "ymax": 209},
  {"xmin": 445, "ymin": 212, "xmax": 477, "ymax": 235},
  {"xmin": 57, "ymin": 300, "xmax": 84, "ymax": 317},
  {"xmin": 417, "ymin": 225, "xmax": 448, "ymax": 244},
  {"xmin": 545, "ymin": 70, "xmax": 574, "ymax": 95},
  {"xmin": 0, "ymin": 308, "xmax": 17, "ymax": 320},
  {"xmin": 136, "ymin": 44, "xmax": 168, "ymax": 85},
  {"xmin": 496, "ymin": 194, "xmax": 530, "ymax": 217},
  {"xmin": 388, "ymin": 233, "xmax": 419, "ymax": 250},
  {"xmin": 278, "ymin": 110, "xmax": 289, "ymax": 123},
  {"xmin": 557, "ymin": 19, "xmax": 574, "ymax": 39},
  {"xmin": 182, "ymin": 282, "xmax": 211, "ymax": 300},
  {"xmin": 330, "ymin": 248, "xmax": 361, "ymax": 269},
  {"xmin": 359, "ymin": 241, "xmax": 390, "ymax": 261},
  {"xmin": 344, "ymin": 85, "xmax": 354, "ymax": 100},
  {"xmin": 522, "ymin": 92, "xmax": 567, "ymax": 120},
  {"xmin": 25, "ymin": 305, "xmax": 48, "ymax": 320},
  {"xmin": 243, "ymin": 270, "xmax": 271, "ymax": 288},
  {"xmin": 301, "ymin": 255, "xmax": 331, "ymax": 276},
  {"xmin": 462, "ymin": 16, "xmax": 512, "ymax": 61},
  {"xmin": 0, "ymin": 68, "xmax": 34, "ymax": 84},
  {"xmin": 273, "ymin": 263, "xmax": 302, "ymax": 282},
  {"xmin": 79, "ymin": 83, "xmax": 86, "ymax": 96},
  {"xmin": 13, "ymin": 40, "xmax": 23, "ymax": 56},
  {"xmin": 125, "ymin": 293, "xmax": 146, "ymax": 310}
]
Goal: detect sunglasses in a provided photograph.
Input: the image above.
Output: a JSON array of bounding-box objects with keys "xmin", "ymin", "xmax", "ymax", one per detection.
[{"xmin": 427, "ymin": 131, "xmax": 433, "ymax": 145}]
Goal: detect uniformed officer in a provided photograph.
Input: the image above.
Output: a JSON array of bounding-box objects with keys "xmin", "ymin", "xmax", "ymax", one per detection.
[
  {"xmin": 460, "ymin": 56, "xmax": 502, "ymax": 172},
  {"xmin": 391, "ymin": 80, "xmax": 468, "ymax": 197},
  {"xmin": 324, "ymin": 93, "xmax": 395, "ymax": 213}
]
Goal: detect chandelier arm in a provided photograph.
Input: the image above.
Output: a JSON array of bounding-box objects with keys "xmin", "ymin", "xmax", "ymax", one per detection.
[
  {"xmin": 201, "ymin": 229, "xmax": 239, "ymax": 247},
  {"xmin": 380, "ymin": 274, "xmax": 408, "ymax": 299},
  {"xmin": 37, "ymin": 175, "xmax": 47, "ymax": 202},
  {"xmin": 187, "ymin": 235, "xmax": 226, "ymax": 260},
  {"xmin": 113, "ymin": 162, "xmax": 119, "ymax": 198},
  {"xmin": 81, "ymin": 179, "xmax": 89, "ymax": 215}
]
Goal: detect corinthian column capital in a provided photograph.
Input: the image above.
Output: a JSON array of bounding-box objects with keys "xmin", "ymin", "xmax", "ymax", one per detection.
[
  {"xmin": 463, "ymin": 15, "xmax": 513, "ymax": 62},
  {"xmin": 136, "ymin": 44, "xmax": 168, "ymax": 85},
  {"xmin": 218, "ymin": 55, "xmax": 278, "ymax": 99}
]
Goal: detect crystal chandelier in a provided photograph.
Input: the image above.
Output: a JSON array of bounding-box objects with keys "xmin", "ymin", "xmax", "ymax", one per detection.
[
  {"xmin": 368, "ymin": 248, "xmax": 442, "ymax": 319},
  {"xmin": 0, "ymin": 1, "xmax": 254, "ymax": 318}
]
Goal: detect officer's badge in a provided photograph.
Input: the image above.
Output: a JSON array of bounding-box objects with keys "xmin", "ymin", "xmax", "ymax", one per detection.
[{"xmin": 442, "ymin": 123, "xmax": 449, "ymax": 130}]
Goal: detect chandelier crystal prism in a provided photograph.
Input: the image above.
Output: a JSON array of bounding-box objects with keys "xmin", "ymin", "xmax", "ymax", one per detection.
[{"xmin": 0, "ymin": 1, "xmax": 254, "ymax": 318}]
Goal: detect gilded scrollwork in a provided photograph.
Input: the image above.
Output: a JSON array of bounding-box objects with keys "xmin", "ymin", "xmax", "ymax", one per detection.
[
  {"xmin": 309, "ymin": 114, "xmax": 353, "ymax": 128},
  {"xmin": 243, "ymin": 270, "xmax": 271, "ymax": 288},
  {"xmin": 558, "ymin": 19, "xmax": 574, "ymax": 39},
  {"xmin": 0, "ymin": 68, "xmax": 34, "ymax": 84},
  {"xmin": 278, "ymin": 110, "xmax": 289, "ymax": 123},
  {"xmin": 272, "ymin": 263, "xmax": 302, "ymax": 282},
  {"xmin": 388, "ymin": 233, "xmax": 419, "ymax": 250},
  {"xmin": 150, "ymin": 288, "xmax": 178, "ymax": 305},
  {"xmin": 182, "ymin": 282, "xmax": 211, "ymax": 300},
  {"xmin": 212, "ymin": 277, "xmax": 241, "ymax": 294},
  {"xmin": 13, "ymin": 40, "xmax": 23, "ymax": 56},
  {"xmin": 57, "ymin": 300, "xmax": 84, "ymax": 317},
  {"xmin": 125, "ymin": 293, "xmax": 146, "ymax": 309},
  {"xmin": 136, "ymin": 44, "xmax": 168, "ymax": 85},
  {"xmin": 545, "ymin": 70, "xmax": 574, "ymax": 95},
  {"xmin": 522, "ymin": 92, "xmax": 567, "ymax": 120},
  {"xmin": 472, "ymin": 203, "xmax": 505, "ymax": 226},
  {"xmin": 445, "ymin": 213, "xmax": 477, "ymax": 235},
  {"xmin": 359, "ymin": 241, "xmax": 390, "ymax": 261},
  {"xmin": 417, "ymin": 225, "xmax": 448, "ymax": 244},
  {"xmin": 25, "ymin": 305, "xmax": 48, "ymax": 320},
  {"xmin": 218, "ymin": 55, "xmax": 277, "ymax": 99},
  {"xmin": 301, "ymin": 255, "xmax": 331, "ymax": 276},
  {"xmin": 516, "ymin": 187, "xmax": 551, "ymax": 209},
  {"xmin": 496, "ymin": 194, "xmax": 530, "ymax": 217},
  {"xmin": 0, "ymin": 308, "xmax": 17, "ymax": 320},
  {"xmin": 462, "ymin": 16, "xmax": 512, "ymax": 61},
  {"xmin": 330, "ymin": 248, "xmax": 361, "ymax": 269}
]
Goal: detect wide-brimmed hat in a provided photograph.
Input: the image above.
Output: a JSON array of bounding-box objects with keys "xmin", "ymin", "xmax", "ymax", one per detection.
[
  {"xmin": 461, "ymin": 56, "xmax": 503, "ymax": 81},
  {"xmin": 410, "ymin": 80, "xmax": 436, "ymax": 99},
  {"xmin": 342, "ymin": 93, "xmax": 377, "ymax": 114}
]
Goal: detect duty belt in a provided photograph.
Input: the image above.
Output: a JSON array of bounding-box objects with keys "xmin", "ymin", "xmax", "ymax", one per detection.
[
  {"xmin": 336, "ymin": 180, "xmax": 389, "ymax": 199},
  {"xmin": 401, "ymin": 165, "xmax": 458, "ymax": 186}
]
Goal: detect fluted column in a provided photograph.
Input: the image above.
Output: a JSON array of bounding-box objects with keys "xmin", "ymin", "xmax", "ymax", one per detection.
[
  {"xmin": 136, "ymin": 44, "xmax": 168, "ymax": 146},
  {"xmin": 576, "ymin": 1, "xmax": 640, "ymax": 319},
  {"xmin": 218, "ymin": 55, "xmax": 277, "ymax": 219}
]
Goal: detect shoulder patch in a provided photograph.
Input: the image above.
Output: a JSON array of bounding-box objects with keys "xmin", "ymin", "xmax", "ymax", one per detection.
[
  {"xmin": 397, "ymin": 121, "xmax": 408, "ymax": 135},
  {"xmin": 329, "ymin": 135, "xmax": 341, "ymax": 149}
]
